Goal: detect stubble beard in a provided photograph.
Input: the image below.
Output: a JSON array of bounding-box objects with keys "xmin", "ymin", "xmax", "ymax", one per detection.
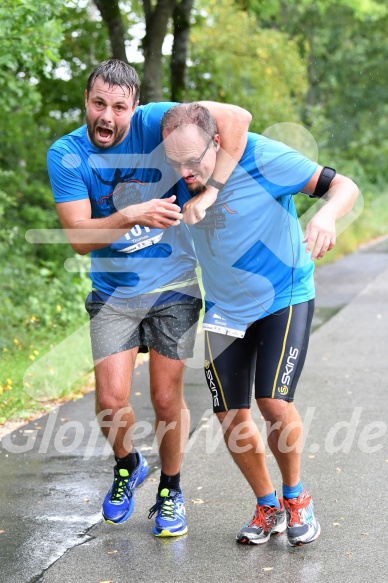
[{"xmin": 186, "ymin": 181, "xmax": 206, "ymax": 196}]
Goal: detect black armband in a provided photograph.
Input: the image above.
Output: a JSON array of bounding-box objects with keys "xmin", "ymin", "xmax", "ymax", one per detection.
[{"xmin": 310, "ymin": 166, "xmax": 336, "ymax": 198}]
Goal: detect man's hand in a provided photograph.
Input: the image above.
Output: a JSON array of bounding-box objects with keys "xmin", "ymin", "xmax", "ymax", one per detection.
[
  {"xmin": 55, "ymin": 195, "xmax": 183, "ymax": 255},
  {"xmin": 122, "ymin": 195, "xmax": 183, "ymax": 229},
  {"xmin": 182, "ymin": 188, "xmax": 218, "ymax": 225},
  {"xmin": 302, "ymin": 169, "xmax": 358, "ymax": 260},
  {"xmin": 303, "ymin": 206, "xmax": 336, "ymax": 260}
]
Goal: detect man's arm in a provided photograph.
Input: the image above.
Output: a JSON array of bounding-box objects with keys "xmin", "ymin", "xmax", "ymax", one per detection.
[
  {"xmin": 199, "ymin": 101, "xmax": 251, "ymax": 182},
  {"xmin": 183, "ymin": 101, "xmax": 252, "ymax": 224},
  {"xmin": 55, "ymin": 196, "xmax": 182, "ymax": 255},
  {"xmin": 301, "ymin": 166, "xmax": 359, "ymax": 260}
]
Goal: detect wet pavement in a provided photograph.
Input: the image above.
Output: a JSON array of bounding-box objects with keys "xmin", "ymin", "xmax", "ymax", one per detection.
[
  {"xmin": 0, "ymin": 365, "xmax": 209, "ymax": 583},
  {"xmin": 0, "ymin": 237, "xmax": 387, "ymax": 583}
]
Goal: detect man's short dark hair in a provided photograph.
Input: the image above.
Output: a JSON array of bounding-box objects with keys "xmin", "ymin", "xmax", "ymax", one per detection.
[
  {"xmin": 86, "ymin": 59, "xmax": 140, "ymax": 104},
  {"xmin": 161, "ymin": 103, "xmax": 218, "ymax": 140}
]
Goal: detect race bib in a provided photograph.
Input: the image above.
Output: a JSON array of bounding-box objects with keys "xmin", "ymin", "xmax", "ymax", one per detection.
[
  {"xmin": 203, "ymin": 310, "xmax": 246, "ymax": 338},
  {"xmin": 111, "ymin": 225, "xmax": 164, "ymax": 253}
]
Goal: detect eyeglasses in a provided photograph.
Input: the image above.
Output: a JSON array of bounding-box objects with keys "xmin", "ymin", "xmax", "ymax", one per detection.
[{"xmin": 164, "ymin": 138, "xmax": 214, "ymax": 169}]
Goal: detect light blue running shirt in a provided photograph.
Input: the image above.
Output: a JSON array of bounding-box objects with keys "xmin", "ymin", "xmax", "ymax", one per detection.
[
  {"xmin": 47, "ymin": 102, "xmax": 196, "ymax": 298},
  {"xmin": 177, "ymin": 133, "xmax": 318, "ymax": 331}
]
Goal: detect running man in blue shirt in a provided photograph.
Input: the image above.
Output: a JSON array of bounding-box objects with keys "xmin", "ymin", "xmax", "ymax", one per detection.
[
  {"xmin": 47, "ymin": 61, "xmax": 251, "ymax": 537},
  {"xmin": 161, "ymin": 103, "xmax": 358, "ymax": 546}
]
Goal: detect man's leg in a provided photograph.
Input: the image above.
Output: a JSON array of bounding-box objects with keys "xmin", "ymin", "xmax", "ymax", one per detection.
[
  {"xmin": 216, "ymin": 408, "xmax": 273, "ymax": 498},
  {"xmin": 143, "ymin": 292, "xmax": 202, "ymax": 537},
  {"xmin": 94, "ymin": 348, "xmax": 149, "ymax": 525},
  {"xmin": 147, "ymin": 349, "xmax": 189, "ymax": 537},
  {"xmin": 95, "ymin": 348, "xmax": 139, "ymax": 458},
  {"xmin": 204, "ymin": 329, "xmax": 286, "ymax": 544},
  {"xmin": 85, "ymin": 290, "xmax": 143, "ymax": 459},
  {"xmin": 257, "ymin": 398, "xmax": 320, "ymax": 545},
  {"xmin": 257, "ymin": 398, "xmax": 302, "ymax": 488},
  {"xmin": 215, "ymin": 408, "xmax": 286, "ymax": 544},
  {"xmin": 205, "ymin": 328, "xmax": 274, "ymax": 497},
  {"xmin": 253, "ymin": 301, "xmax": 320, "ymax": 546},
  {"xmin": 149, "ymin": 348, "xmax": 189, "ymax": 476}
]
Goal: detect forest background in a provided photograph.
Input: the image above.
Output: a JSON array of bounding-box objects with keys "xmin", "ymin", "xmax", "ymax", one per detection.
[{"xmin": 0, "ymin": 0, "xmax": 387, "ymax": 425}]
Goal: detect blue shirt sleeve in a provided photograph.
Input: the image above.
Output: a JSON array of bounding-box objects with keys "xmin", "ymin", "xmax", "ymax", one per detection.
[
  {"xmin": 131, "ymin": 102, "xmax": 177, "ymax": 149},
  {"xmin": 254, "ymin": 135, "xmax": 318, "ymax": 197},
  {"xmin": 47, "ymin": 145, "xmax": 89, "ymax": 203}
]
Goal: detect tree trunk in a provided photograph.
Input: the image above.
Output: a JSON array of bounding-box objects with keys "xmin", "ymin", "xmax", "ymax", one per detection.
[
  {"xmin": 140, "ymin": 0, "xmax": 177, "ymax": 103},
  {"xmin": 171, "ymin": 0, "xmax": 194, "ymax": 102},
  {"xmin": 95, "ymin": 0, "xmax": 191, "ymax": 104},
  {"xmin": 93, "ymin": 0, "xmax": 128, "ymax": 62}
]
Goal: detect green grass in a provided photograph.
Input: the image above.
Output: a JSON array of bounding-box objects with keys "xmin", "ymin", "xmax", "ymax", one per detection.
[{"xmin": 0, "ymin": 315, "xmax": 92, "ymax": 425}]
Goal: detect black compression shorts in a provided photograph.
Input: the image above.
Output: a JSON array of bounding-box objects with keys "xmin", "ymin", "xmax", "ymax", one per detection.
[{"xmin": 204, "ymin": 300, "xmax": 314, "ymax": 412}]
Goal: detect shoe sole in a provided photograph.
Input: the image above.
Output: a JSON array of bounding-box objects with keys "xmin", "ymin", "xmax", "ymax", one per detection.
[
  {"xmin": 287, "ymin": 522, "xmax": 321, "ymax": 546},
  {"xmin": 102, "ymin": 460, "xmax": 149, "ymax": 525},
  {"xmin": 153, "ymin": 525, "xmax": 188, "ymax": 537},
  {"xmin": 236, "ymin": 519, "xmax": 287, "ymax": 545}
]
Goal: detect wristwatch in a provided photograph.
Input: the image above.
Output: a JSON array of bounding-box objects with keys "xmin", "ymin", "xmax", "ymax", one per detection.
[{"xmin": 206, "ymin": 177, "xmax": 226, "ymax": 191}]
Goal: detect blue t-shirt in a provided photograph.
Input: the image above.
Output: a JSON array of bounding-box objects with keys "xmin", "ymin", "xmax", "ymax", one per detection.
[
  {"xmin": 47, "ymin": 103, "xmax": 196, "ymax": 297},
  {"xmin": 177, "ymin": 133, "xmax": 318, "ymax": 327}
]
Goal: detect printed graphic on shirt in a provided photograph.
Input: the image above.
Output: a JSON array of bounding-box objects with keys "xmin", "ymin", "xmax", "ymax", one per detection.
[
  {"xmin": 194, "ymin": 191, "xmax": 238, "ymax": 255},
  {"xmin": 111, "ymin": 225, "xmax": 165, "ymax": 253}
]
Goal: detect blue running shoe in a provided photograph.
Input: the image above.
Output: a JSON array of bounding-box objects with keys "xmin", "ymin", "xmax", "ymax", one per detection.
[
  {"xmin": 102, "ymin": 452, "xmax": 148, "ymax": 524},
  {"xmin": 284, "ymin": 490, "xmax": 321, "ymax": 546},
  {"xmin": 148, "ymin": 488, "xmax": 188, "ymax": 537}
]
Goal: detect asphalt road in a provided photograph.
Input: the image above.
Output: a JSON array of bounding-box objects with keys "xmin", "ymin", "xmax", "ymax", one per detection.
[{"xmin": 0, "ymin": 237, "xmax": 387, "ymax": 583}]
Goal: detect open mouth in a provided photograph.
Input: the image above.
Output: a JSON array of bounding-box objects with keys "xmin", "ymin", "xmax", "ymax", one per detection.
[
  {"xmin": 184, "ymin": 173, "xmax": 198, "ymax": 184},
  {"xmin": 96, "ymin": 125, "xmax": 114, "ymax": 142}
]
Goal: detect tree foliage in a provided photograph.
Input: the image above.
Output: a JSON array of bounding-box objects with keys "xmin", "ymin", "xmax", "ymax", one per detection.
[
  {"xmin": 0, "ymin": 2, "xmax": 93, "ymax": 354},
  {"xmin": 0, "ymin": 0, "xmax": 64, "ymax": 112},
  {"xmin": 186, "ymin": 0, "xmax": 308, "ymax": 131},
  {"xmin": 236, "ymin": 0, "xmax": 388, "ymax": 183}
]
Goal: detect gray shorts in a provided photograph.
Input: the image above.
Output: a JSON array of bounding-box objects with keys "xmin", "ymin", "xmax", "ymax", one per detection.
[{"xmin": 85, "ymin": 286, "xmax": 202, "ymax": 361}]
